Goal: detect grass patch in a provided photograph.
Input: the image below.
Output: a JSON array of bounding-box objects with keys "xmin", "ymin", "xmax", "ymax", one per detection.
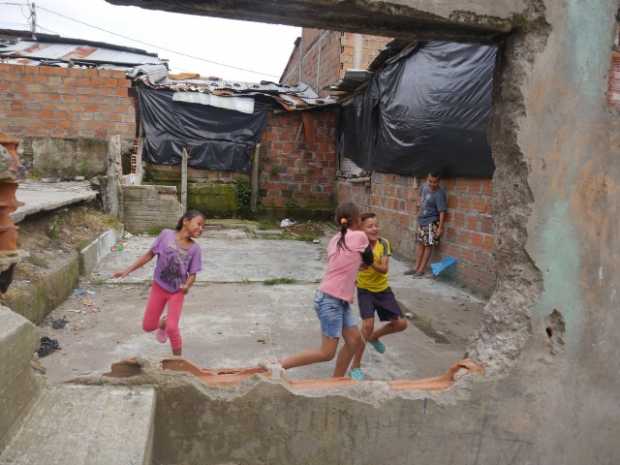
[
  {"xmin": 146, "ymin": 226, "xmax": 164, "ymax": 236},
  {"xmin": 26, "ymin": 255, "xmax": 49, "ymax": 269},
  {"xmin": 263, "ymin": 277, "xmax": 297, "ymax": 286},
  {"xmin": 257, "ymin": 219, "xmax": 280, "ymax": 230}
]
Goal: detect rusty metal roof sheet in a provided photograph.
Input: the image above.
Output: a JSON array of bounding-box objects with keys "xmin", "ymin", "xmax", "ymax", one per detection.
[
  {"xmin": 129, "ymin": 64, "xmax": 337, "ymax": 112},
  {"xmin": 0, "ymin": 29, "xmax": 164, "ymax": 69}
]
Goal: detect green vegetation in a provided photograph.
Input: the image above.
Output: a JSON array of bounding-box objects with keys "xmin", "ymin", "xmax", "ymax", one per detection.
[{"xmin": 263, "ymin": 277, "xmax": 297, "ymax": 286}]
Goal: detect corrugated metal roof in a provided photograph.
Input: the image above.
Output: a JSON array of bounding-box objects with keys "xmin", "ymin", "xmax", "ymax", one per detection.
[
  {"xmin": 0, "ymin": 29, "xmax": 163, "ymax": 69},
  {"xmin": 129, "ymin": 64, "xmax": 337, "ymax": 112}
]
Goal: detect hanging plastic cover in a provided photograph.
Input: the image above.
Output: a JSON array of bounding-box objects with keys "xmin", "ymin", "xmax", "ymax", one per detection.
[
  {"xmin": 340, "ymin": 41, "xmax": 497, "ymax": 178},
  {"xmin": 137, "ymin": 88, "xmax": 269, "ymax": 173}
]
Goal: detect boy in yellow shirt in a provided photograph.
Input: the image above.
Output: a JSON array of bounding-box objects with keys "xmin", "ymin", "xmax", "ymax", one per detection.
[{"xmin": 350, "ymin": 213, "xmax": 408, "ymax": 381}]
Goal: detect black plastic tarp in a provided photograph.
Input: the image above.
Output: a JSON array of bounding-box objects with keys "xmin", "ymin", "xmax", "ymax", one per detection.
[
  {"xmin": 340, "ymin": 41, "xmax": 497, "ymax": 178},
  {"xmin": 137, "ymin": 88, "xmax": 269, "ymax": 173}
]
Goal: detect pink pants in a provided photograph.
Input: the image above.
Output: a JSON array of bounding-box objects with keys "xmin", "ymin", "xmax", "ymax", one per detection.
[{"xmin": 143, "ymin": 282, "xmax": 185, "ymax": 352}]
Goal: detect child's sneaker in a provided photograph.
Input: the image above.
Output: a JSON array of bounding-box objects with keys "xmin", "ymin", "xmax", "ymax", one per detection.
[
  {"xmin": 368, "ymin": 339, "xmax": 386, "ymax": 354},
  {"xmin": 350, "ymin": 368, "xmax": 365, "ymax": 381},
  {"xmin": 156, "ymin": 328, "xmax": 167, "ymax": 343}
]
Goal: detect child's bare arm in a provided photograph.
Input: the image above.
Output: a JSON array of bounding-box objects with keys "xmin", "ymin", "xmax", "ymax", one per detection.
[
  {"xmin": 371, "ymin": 255, "xmax": 389, "ymax": 274},
  {"xmin": 437, "ymin": 211, "xmax": 446, "ymax": 236},
  {"xmin": 180, "ymin": 274, "xmax": 197, "ymax": 294},
  {"xmin": 113, "ymin": 250, "xmax": 155, "ymax": 278}
]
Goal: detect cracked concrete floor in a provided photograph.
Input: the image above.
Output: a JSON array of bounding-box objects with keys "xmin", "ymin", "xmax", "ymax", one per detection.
[{"xmin": 39, "ymin": 228, "xmax": 485, "ymax": 383}]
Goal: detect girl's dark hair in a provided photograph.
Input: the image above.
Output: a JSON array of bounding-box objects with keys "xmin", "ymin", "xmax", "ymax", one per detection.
[
  {"xmin": 335, "ymin": 202, "xmax": 360, "ymax": 251},
  {"xmin": 176, "ymin": 210, "xmax": 205, "ymax": 231}
]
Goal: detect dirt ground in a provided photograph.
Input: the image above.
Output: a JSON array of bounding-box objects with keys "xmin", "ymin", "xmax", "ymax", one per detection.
[{"xmin": 14, "ymin": 205, "xmax": 120, "ymax": 283}]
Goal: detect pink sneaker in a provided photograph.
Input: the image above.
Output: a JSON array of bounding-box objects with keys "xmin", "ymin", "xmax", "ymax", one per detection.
[{"xmin": 156, "ymin": 328, "xmax": 167, "ymax": 343}]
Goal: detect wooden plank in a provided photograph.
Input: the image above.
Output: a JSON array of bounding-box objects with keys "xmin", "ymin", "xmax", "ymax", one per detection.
[{"xmin": 250, "ymin": 143, "xmax": 260, "ymax": 212}]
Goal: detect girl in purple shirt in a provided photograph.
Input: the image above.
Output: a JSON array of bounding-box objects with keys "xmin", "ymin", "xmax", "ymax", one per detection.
[{"xmin": 114, "ymin": 210, "xmax": 204, "ymax": 356}]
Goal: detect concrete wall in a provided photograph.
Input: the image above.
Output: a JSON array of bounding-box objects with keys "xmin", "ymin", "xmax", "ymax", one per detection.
[
  {"xmin": 337, "ymin": 174, "xmax": 496, "ymax": 295},
  {"xmin": 122, "ymin": 185, "xmax": 183, "ymax": 233}
]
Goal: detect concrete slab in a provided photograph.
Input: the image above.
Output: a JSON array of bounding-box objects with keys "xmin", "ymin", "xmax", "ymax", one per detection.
[
  {"xmin": 12, "ymin": 182, "xmax": 97, "ymax": 223},
  {"xmin": 94, "ymin": 235, "xmax": 326, "ymax": 283},
  {"xmin": 0, "ymin": 306, "xmax": 40, "ymax": 451},
  {"xmin": 0, "ymin": 384, "xmax": 156, "ymax": 465}
]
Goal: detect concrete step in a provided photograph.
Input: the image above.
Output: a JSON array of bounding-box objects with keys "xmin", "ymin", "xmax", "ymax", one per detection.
[
  {"xmin": 0, "ymin": 306, "xmax": 40, "ymax": 451},
  {"xmin": 0, "ymin": 384, "xmax": 156, "ymax": 465}
]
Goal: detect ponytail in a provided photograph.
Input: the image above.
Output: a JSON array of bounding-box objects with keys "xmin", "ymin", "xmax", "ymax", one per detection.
[{"xmin": 334, "ymin": 202, "xmax": 360, "ymax": 251}]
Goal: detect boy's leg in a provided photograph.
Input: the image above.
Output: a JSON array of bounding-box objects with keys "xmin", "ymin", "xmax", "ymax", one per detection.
[
  {"xmin": 280, "ymin": 335, "xmax": 339, "ymax": 369},
  {"xmin": 414, "ymin": 242, "xmax": 425, "ymax": 273},
  {"xmin": 333, "ymin": 325, "xmax": 362, "ymax": 377},
  {"xmin": 418, "ymin": 245, "xmax": 433, "ymax": 274},
  {"xmin": 370, "ymin": 317, "xmax": 408, "ymax": 341},
  {"xmin": 142, "ymin": 284, "xmax": 168, "ymax": 332},
  {"xmin": 352, "ymin": 318, "xmax": 375, "ymax": 369},
  {"xmin": 165, "ymin": 291, "xmax": 185, "ymax": 356}
]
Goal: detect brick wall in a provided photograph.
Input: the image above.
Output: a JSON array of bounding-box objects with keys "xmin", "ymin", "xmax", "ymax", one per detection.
[
  {"xmin": 259, "ymin": 109, "xmax": 337, "ymax": 216},
  {"xmin": 281, "ymin": 30, "xmax": 342, "ymax": 96},
  {"xmin": 337, "ymin": 173, "xmax": 496, "ymax": 296},
  {"xmin": 280, "ymin": 30, "xmax": 391, "ymax": 96},
  {"xmin": 340, "ymin": 32, "xmax": 392, "ymax": 78},
  {"xmin": 0, "ymin": 64, "xmax": 136, "ymax": 140}
]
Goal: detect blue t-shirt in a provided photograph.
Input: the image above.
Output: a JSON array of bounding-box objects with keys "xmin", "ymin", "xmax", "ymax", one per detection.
[{"xmin": 417, "ymin": 183, "xmax": 448, "ymax": 226}]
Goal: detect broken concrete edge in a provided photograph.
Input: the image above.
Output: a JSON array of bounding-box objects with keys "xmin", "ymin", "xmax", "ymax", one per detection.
[
  {"xmin": 79, "ymin": 227, "xmax": 124, "ymax": 276},
  {"xmin": 11, "ymin": 191, "xmax": 97, "ymax": 224},
  {"xmin": 72, "ymin": 356, "xmax": 485, "ymax": 407},
  {"xmin": 0, "ymin": 306, "xmax": 45, "ymax": 452},
  {"xmin": 2, "ymin": 251, "xmax": 80, "ymax": 325}
]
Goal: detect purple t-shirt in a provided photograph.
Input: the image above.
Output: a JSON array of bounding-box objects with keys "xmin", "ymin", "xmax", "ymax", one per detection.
[{"xmin": 151, "ymin": 229, "xmax": 202, "ymax": 293}]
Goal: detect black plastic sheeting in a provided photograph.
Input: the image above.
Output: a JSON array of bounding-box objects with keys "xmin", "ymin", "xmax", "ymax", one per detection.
[
  {"xmin": 137, "ymin": 88, "xmax": 269, "ymax": 173},
  {"xmin": 340, "ymin": 41, "xmax": 497, "ymax": 178}
]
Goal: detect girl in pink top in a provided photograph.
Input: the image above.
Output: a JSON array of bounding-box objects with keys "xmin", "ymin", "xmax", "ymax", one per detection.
[{"xmin": 276, "ymin": 202, "xmax": 373, "ymax": 378}]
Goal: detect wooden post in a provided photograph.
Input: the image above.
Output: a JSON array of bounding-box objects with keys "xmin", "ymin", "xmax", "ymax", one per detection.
[
  {"xmin": 250, "ymin": 143, "xmax": 260, "ymax": 213},
  {"xmin": 135, "ymin": 137, "xmax": 144, "ymax": 185},
  {"xmin": 181, "ymin": 147, "xmax": 188, "ymax": 213}
]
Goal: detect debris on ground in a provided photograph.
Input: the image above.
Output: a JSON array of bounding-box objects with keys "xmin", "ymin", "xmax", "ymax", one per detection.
[
  {"xmin": 430, "ymin": 256, "xmax": 458, "ymax": 276},
  {"xmin": 37, "ymin": 336, "xmax": 60, "ymax": 357},
  {"xmin": 51, "ymin": 317, "xmax": 68, "ymax": 329},
  {"xmin": 280, "ymin": 218, "xmax": 296, "ymax": 228},
  {"xmin": 73, "ymin": 288, "xmax": 96, "ymax": 298}
]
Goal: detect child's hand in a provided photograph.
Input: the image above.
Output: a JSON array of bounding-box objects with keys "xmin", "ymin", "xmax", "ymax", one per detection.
[
  {"xmin": 113, "ymin": 270, "xmax": 129, "ymax": 279},
  {"xmin": 180, "ymin": 284, "xmax": 190, "ymax": 294}
]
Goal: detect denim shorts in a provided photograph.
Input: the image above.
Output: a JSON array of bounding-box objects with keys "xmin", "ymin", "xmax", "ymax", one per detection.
[{"xmin": 314, "ymin": 290, "xmax": 358, "ymax": 339}]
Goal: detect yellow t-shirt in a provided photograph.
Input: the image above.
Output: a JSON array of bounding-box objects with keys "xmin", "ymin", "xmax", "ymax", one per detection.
[{"xmin": 356, "ymin": 238, "xmax": 391, "ymax": 292}]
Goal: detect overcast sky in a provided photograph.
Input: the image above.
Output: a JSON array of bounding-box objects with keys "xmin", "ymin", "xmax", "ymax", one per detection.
[{"xmin": 0, "ymin": 0, "xmax": 301, "ymax": 82}]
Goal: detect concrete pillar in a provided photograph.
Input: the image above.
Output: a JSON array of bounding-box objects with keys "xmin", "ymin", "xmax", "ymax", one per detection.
[{"xmin": 103, "ymin": 135, "xmax": 122, "ymax": 218}]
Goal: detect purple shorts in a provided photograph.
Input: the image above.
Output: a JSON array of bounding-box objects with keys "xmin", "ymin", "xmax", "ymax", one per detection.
[{"xmin": 357, "ymin": 287, "xmax": 402, "ymax": 321}]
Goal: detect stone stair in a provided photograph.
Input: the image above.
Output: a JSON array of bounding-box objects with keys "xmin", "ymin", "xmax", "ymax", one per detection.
[{"xmin": 0, "ymin": 305, "xmax": 156, "ymax": 465}]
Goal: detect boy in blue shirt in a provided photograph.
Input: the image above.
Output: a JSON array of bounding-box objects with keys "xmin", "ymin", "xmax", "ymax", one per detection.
[{"xmin": 411, "ymin": 172, "xmax": 447, "ymax": 278}]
